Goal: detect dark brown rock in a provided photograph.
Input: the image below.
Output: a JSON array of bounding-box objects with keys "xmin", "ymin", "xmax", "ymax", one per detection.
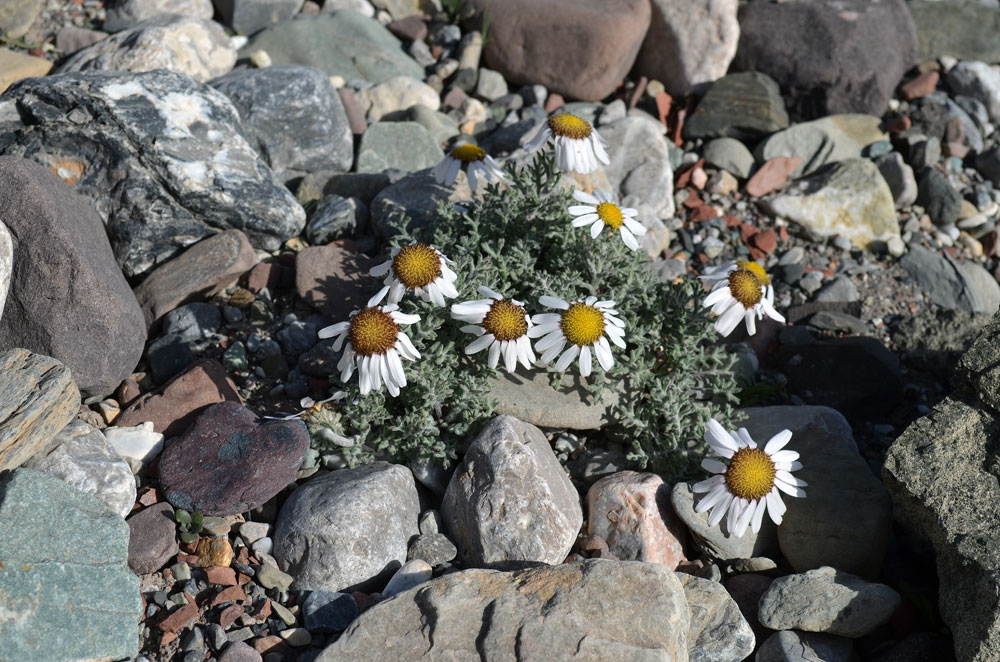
[
  {"xmin": 115, "ymin": 359, "xmax": 241, "ymax": 439},
  {"xmin": 127, "ymin": 502, "xmax": 179, "ymax": 575},
  {"xmin": 295, "ymin": 239, "xmax": 378, "ymax": 322},
  {"xmin": 159, "ymin": 401, "xmax": 309, "ymax": 516}
]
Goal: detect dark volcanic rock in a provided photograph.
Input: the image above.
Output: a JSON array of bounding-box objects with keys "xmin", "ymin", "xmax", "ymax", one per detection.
[
  {"xmin": 0, "ymin": 156, "xmax": 146, "ymax": 398},
  {"xmin": 0, "ymin": 70, "xmax": 304, "ymax": 277},
  {"xmin": 733, "ymin": 0, "xmax": 918, "ymax": 121},
  {"xmin": 159, "ymin": 401, "xmax": 309, "ymax": 516},
  {"xmin": 683, "ymin": 72, "xmax": 789, "ymax": 142}
]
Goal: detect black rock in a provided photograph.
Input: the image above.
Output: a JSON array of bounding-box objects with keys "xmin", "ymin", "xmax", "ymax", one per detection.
[
  {"xmin": 302, "ymin": 590, "xmax": 359, "ymax": 633},
  {"xmin": 147, "ymin": 334, "xmax": 196, "ymax": 385},
  {"xmin": 0, "ymin": 70, "xmax": 304, "ymax": 277}
]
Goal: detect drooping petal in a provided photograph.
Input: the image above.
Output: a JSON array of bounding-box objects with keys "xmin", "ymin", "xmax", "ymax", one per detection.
[
  {"xmin": 465, "ymin": 333, "xmax": 495, "ymax": 354},
  {"xmin": 554, "ymin": 345, "xmax": 580, "ymax": 372}
]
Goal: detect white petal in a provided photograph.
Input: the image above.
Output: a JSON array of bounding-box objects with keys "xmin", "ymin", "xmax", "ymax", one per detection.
[
  {"xmin": 390, "ymin": 311, "xmax": 420, "ymax": 325},
  {"xmin": 703, "ymin": 288, "xmax": 732, "ymax": 308},
  {"xmin": 387, "ymin": 281, "xmax": 407, "ymax": 305},
  {"xmin": 467, "ymin": 161, "xmax": 480, "ymax": 193},
  {"xmin": 692, "ymin": 475, "xmax": 725, "ymax": 494},
  {"xmin": 488, "ymin": 339, "xmax": 501, "ymax": 368},
  {"xmin": 387, "ymin": 348, "xmax": 407, "ymax": 388},
  {"xmin": 459, "ymin": 324, "xmax": 485, "ymax": 336},
  {"xmin": 701, "ymin": 458, "xmax": 728, "ymax": 474},
  {"xmin": 554, "ymin": 345, "xmax": 580, "ymax": 372},
  {"xmin": 769, "ymin": 450, "xmax": 800, "ymax": 465},
  {"xmin": 579, "ymin": 345, "xmax": 592, "ymax": 377},
  {"xmin": 503, "ymin": 340, "xmax": 518, "ymax": 373},
  {"xmin": 538, "ymin": 296, "xmax": 569, "ymax": 310},
  {"xmin": 623, "ymin": 217, "xmax": 646, "ymax": 236},
  {"xmin": 478, "ymin": 285, "xmax": 503, "ymax": 300},
  {"xmin": 704, "ymin": 419, "xmax": 738, "ymax": 457},
  {"xmin": 750, "ymin": 498, "xmax": 768, "ymax": 534},
  {"xmin": 396, "ymin": 332, "xmax": 421, "ymax": 360},
  {"xmin": 708, "ymin": 493, "xmax": 734, "ymax": 527},
  {"xmin": 535, "ymin": 329, "xmax": 566, "ymax": 352},
  {"xmin": 764, "ymin": 430, "xmax": 793, "ymax": 454},
  {"xmin": 540, "ymin": 339, "xmax": 567, "ymax": 364},
  {"xmin": 532, "ymin": 313, "xmax": 563, "ymax": 325},
  {"xmin": 573, "ymin": 190, "xmax": 600, "ymax": 205},
  {"xmin": 590, "ymin": 219, "xmax": 604, "ymax": 238},
  {"xmin": 466, "ymin": 333, "xmax": 495, "ymax": 354},
  {"xmin": 775, "ymin": 479, "xmax": 806, "ymax": 498},
  {"xmin": 568, "ymin": 205, "xmax": 597, "ymax": 216},
  {"xmin": 776, "ymin": 470, "xmax": 807, "ymax": 487},
  {"xmin": 370, "ymin": 260, "xmax": 392, "ymax": 277},
  {"xmin": 715, "ymin": 304, "xmax": 745, "ymax": 337},
  {"xmin": 744, "ymin": 308, "xmax": 757, "ymax": 336},
  {"xmin": 318, "ymin": 321, "xmax": 349, "ymax": 339},
  {"xmin": 572, "ymin": 214, "xmax": 600, "ymax": 227},
  {"xmin": 367, "ymin": 285, "xmax": 390, "ymax": 308},
  {"xmin": 766, "ymin": 488, "xmax": 786, "ymax": 524},
  {"xmin": 594, "ymin": 337, "xmax": 614, "ymax": 370},
  {"xmin": 620, "ymin": 226, "xmax": 639, "ymax": 250}
]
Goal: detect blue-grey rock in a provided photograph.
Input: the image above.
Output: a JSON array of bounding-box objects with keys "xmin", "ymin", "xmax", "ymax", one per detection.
[
  {"xmin": 401, "ymin": 104, "xmax": 460, "ymax": 145},
  {"xmin": 239, "ymin": 12, "xmax": 424, "ymax": 83},
  {"xmin": 946, "ymin": 60, "xmax": 1000, "ymax": 123},
  {"xmin": 0, "ymin": 157, "xmax": 146, "ymax": 397},
  {"xmin": 0, "ymin": 469, "xmax": 142, "ymax": 660},
  {"xmin": 910, "ymin": 0, "xmax": 1000, "ymax": 63},
  {"xmin": 407, "ymin": 533, "xmax": 458, "ymax": 567},
  {"xmin": 210, "ymin": 65, "xmax": 353, "ymax": 181},
  {"xmin": 302, "ymin": 590, "xmax": 360, "ymax": 633},
  {"xmin": 875, "ymin": 151, "xmax": 918, "ymax": 209},
  {"xmin": 356, "ymin": 122, "xmax": 444, "ymax": 174},
  {"xmin": 683, "ymin": 72, "xmax": 789, "ymax": 142},
  {"xmin": 276, "ymin": 317, "xmax": 321, "ymax": 359},
  {"xmin": 703, "ymin": 137, "xmax": 755, "ymax": 179},
  {"xmin": 163, "ymin": 302, "xmax": 222, "ymax": 343},
  {"xmin": 214, "ymin": 0, "xmax": 303, "ymax": 36},
  {"xmin": 900, "ymin": 245, "xmax": 1000, "ymax": 315},
  {"xmin": 917, "ymin": 168, "xmax": 962, "ymax": 226},
  {"xmin": 147, "ymin": 333, "xmax": 196, "ymax": 385},
  {"xmin": 305, "ymin": 195, "xmax": 369, "ymax": 244},
  {"xmin": 0, "ymin": 70, "xmax": 305, "ymax": 277}
]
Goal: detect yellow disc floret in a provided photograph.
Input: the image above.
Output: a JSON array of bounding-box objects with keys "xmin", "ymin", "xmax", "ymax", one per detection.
[
  {"xmin": 349, "ymin": 307, "xmax": 398, "ymax": 356},
  {"xmin": 596, "ymin": 202, "xmax": 624, "ymax": 231},
  {"xmin": 392, "ymin": 243, "xmax": 442, "ymax": 290},
  {"xmin": 450, "ymin": 144, "xmax": 486, "ymax": 163},
  {"xmin": 548, "ymin": 113, "xmax": 593, "ymax": 140},
  {"xmin": 737, "ymin": 260, "xmax": 771, "ymax": 286},
  {"xmin": 481, "ymin": 299, "xmax": 529, "ymax": 341},
  {"xmin": 727, "ymin": 269, "xmax": 763, "ymax": 309},
  {"xmin": 724, "ymin": 447, "xmax": 777, "ymax": 500},
  {"xmin": 560, "ymin": 303, "xmax": 605, "ymax": 346}
]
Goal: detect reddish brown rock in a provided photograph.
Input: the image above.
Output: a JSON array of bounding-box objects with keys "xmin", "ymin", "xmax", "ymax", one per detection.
[
  {"xmin": 750, "ymin": 228, "xmax": 778, "ymax": 254},
  {"xmin": 387, "ymin": 15, "xmax": 427, "ymax": 42},
  {"xmin": 899, "ymin": 71, "xmax": 939, "ymax": 101},
  {"xmin": 243, "ymin": 261, "xmax": 282, "ymax": 294},
  {"xmin": 212, "ymin": 584, "xmax": 247, "ymax": 606},
  {"xmin": 745, "ymin": 156, "xmax": 801, "ymax": 197},
  {"xmin": 159, "ymin": 401, "xmax": 309, "ymax": 516},
  {"xmin": 219, "ymin": 604, "xmax": 245, "ymax": 629},
  {"xmin": 206, "ymin": 566, "xmax": 238, "ymax": 585},
  {"xmin": 133, "ymin": 229, "xmax": 257, "ymax": 328},
  {"xmin": 337, "ymin": 88, "xmax": 367, "ymax": 136},
  {"xmin": 465, "ymin": 0, "xmax": 651, "ymax": 101},
  {"xmin": 115, "ymin": 359, "xmax": 241, "ymax": 439},
  {"xmin": 127, "ymin": 502, "xmax": 179, "ymax": 575},
  {"xmin": 252, "ymin": 635, "xmax": 285, "ymax": 655},
  {"xmin": 585, "ymin": 471, "xmax": 687, "ymax": 570},
  {"xmin": 158, "ymin": 592, "xmax": 199, "ymax": 633},
  {"xmin": 295, "ymin": 240, "xmax": 378, "ymax": 322}
]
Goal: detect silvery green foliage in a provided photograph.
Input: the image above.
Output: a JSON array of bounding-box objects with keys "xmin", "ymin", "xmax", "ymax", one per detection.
[{"xmin": 328, "ymin": 154, "xmax": 739, "ymax": 478}]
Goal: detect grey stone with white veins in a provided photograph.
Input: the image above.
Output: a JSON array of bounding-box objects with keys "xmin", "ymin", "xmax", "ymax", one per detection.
[
  {"xmin": 0, "ymin": 70, "xmax": 305, "ymax": 277},
  {"xmin": 0, "ymin": 219, "xmax": 11, "ymax": 323},
  {"xmin": 677, "ymin": 573, "xmax": 755, "ymax": 662}
]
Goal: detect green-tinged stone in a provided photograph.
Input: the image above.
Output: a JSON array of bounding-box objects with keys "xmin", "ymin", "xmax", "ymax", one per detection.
[
  {"xmin": 910, "ymin": 0, "xmax": 1000, "ymax": 63},
  {"xmin": 171, "ymin": 562, "xmax": 192, "ymax": 582},
  {"xmin": 239, "ymin": 13, "xmax": 424, "ymax": 84},
  {"xmin": 0, "ymin": 348, "xmax": 80, "ymax": 471},
  {"xmin": 271, "ymin": 600, "xmax": 297, "ymax": 626},
  {"xmin": 256, "ymin": 563, "xmax": 294, "ymax": 591},
  {"xmin": 222, "ymin": 341, "xmax": 248, "ymax": 373},
  {"xmin": 201, "ymin": 516, "xmax": 231, "ymax": 537},
  {"xmin": 683, "ymin": 72, "xmax": 789, "ymax": 142},
  {"xmin": 356, "ymin": 122, "xmax": 444, "ymax": 175},
  {"xmin": 0, "ymin": 469, "xmax": 142, "ymax": 660}
]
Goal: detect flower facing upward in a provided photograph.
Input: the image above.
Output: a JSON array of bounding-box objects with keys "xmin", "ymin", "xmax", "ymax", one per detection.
[
  {"xmin": 317, "ymin": 286, "xmax": 420, "ymax": 397},
  {"xmin": 528, "ymin": 295, "xmax": 625, "ymax": 376},
  {"xmin": 431, "ymin": 144, "xmax": 505, "ymax": 193},
  {"xmin": 568, "ymin": 190, "xmax": 646, "ymax": 250},
  {"xmin": 691, "ymin": 419, "xmax": 806, "ymax": 538},
  {"xmin": 370, "ymin": 242, "xmax": 459, "ymax": 306},
  {"xmin": 451, "ymin": 286, "xmax": 536, "ymax": 373},
  {"xmin": 700, "ymin": 260, "xmax": 784, "ymax": 336},
  {"xmin": 525, "ymin": 113, "xmax": 610, "ymax": 174}
]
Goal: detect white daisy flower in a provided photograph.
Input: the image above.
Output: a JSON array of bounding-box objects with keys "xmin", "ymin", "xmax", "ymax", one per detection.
[
  {"xmin": 370, "ymin": 242, "xmax": 459, "ymax": 307},
  {"xmin": 527, "ymin": 295, "xmax": 625, "ymax": 377},
  {"xmin": 691, "ymin": 418, "xmax": 807, "ymax": 538},
  {"xmin": 317, "ymin": 286, "xmax": 421, "ymax": 397},
  {"xmin": 451, "ymin": 286, "xmax": 536, "ymax": 373},
  {"xmin": 568, "ymin": 190, "xmax": 646, "ymax": 251},
  {"xmin": 431, "ymin": 144, "xmax": 505, "ymax": 193},
  {"xmin": 700, "ymin": 260, "xmax": 785, "ymax": 337},
  {"xmin": 525, "ymin": 112, "xmax": 610, "ymax": 174}
]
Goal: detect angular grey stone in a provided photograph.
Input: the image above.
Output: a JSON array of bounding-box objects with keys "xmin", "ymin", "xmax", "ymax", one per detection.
[
  {"xmin": 900, "ymin": 245, "xmax": 1000, "ymax": 315},
  {"xmin": 0, "ymin": 469, "xmax": 142, "ymax": 660},
  {"xmin": 402, "ymin": 104, "xmax": 460, "ymax": 145},
  {"xmin": 600, "ymin": 115, "xmax": 676, "ymax": 221},
  {"xmin": 703, "ymin": 137, "xmax": 755, "ymax": 179},
  {"xmin": 442, "ymin": 415, "xmax": 583, "ymax": 566},
  {"xmin": 916, "ymin": 167, "xmax": 962, "ymax": 226},
  {"xmin": 210, "ymin": 65, "xmax": 353, "ymax": 181},
  {"xmin": 814, "ymin": 276, "xmax": 859, "ymax": 303},
  {"xmin": 370, "ymin": 170, "xmax": 470, "ymax": 238},
  {"xmin": 758, "ymin": 566, "xmax": 901, "ymax": 638},
  {"xmin": 488, "ymin": 369, "xmax": 619, "ymax": 431},
  {"xmin": 382, "ymin": 559, "xmax": 432, "ymax": 598},
  {"xmin": 239, "ymin": 12, "xmax": 424, "ymax": 83},
  {"xmin": 677, "ymin": 573, "xmax": 755, "ymax": 662},
  {"xmin": 947, "ymin": 60, "xmax": 1000, "ymax": 123},
  {"xmin": 406, "ymin": 533, "xmax": 457, "ymax": 567},
  {"xmin": 361, "ymin": 76, "xmax": 440, "ymax": 122},
  {"xmin": 55, "ymin": 15, "xmax": 236, "ymax": 82},
  {"xmin": 756, "ymin": 114, "xmax": 888, "ymax": 178},
  {"xmin": 475, "ymin": 67, "xmax": 508, "ymax": 102},
  {"xmin": 756, "ymin": 630, "xmax": 853, "ymax": 662},
  {"xmin": 683, "ymin": 72, "xmax": 789, "ymax": 142},
  {"xmin": 23, "ymin": 421, "xmax": 136, "ymax": 518},
  {"xmin": 671, "ymin": 481, "xmax": 779, "ymax": 563},
  {"xmin": 103, "ymin": 0, "xmax": 214, "ymax": 32},
  {"xmin": 0, "ymin": 71, "xmax": 305, "ymax": 277},
  {"xmin": 214, "ymin": 0, "xmax": 304, "ymax": 36},
  {"xmin": 356, "ymin": 122, "xmax": 444, "ymax": 174},
  {"xmin": 273, "ymin": 462, "xmax": 421, "ymax": 592},
  {"xmin": 318, "ymin": 560, "xmax": 690, "ymax": 662},
  {"xmin": 875, "ymin": 151, "xmax": 918, "ymax": 209},
  {"xmin": 306, "ymin": 195, "xmax": 369, "ymax": 244},
  {"xmin": 163, "ymin": 302, "xmax": 222, "ymax": 343},
  {"xmin": 0, "ymin": 158, "xmax": 146, "ymax": 397},
  {"xmin": 910, "ymin": 0, "xmax": 1000, "ymax": 63}
]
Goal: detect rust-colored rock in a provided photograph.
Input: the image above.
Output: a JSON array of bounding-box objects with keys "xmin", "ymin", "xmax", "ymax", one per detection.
[
  {"xmin": 899, "ymin": 71, "xmax": 939, "ymax": 101},
  {"xmin": 745, "ymin": 156, "xmax": 801, "ymax": 197},
  {"xmin": 212, "ymin": 584, "xmax": 247, "ymax": 606},
  {"xmin": 219, "ymin": 604, "xmax": 244, "ymax": 628},
  {"xmin": 205, "ymin": 566, "xmax": 238, "ymax": 586},
  {"xmin": 158, "ymin": 592, "xmax": 199, "ymax": 633},
  {"xmin": 115, "ymin": 359, "xmax": 241, "ymax": 439},
  {"xmin": 295, "ymin": 240, "xmax": 378, "ymax": 322}
]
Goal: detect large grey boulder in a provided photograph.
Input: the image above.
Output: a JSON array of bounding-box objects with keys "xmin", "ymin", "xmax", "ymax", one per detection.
[
  {"xmin": 0, "ymin": 70, "xmax": 304, "ymax": 277},
  {"xmin": 318, "ymin": 560, "xmax": 691, "ymax": 661},
  {"xmin": 442, "ymin": 415, "xmax": 583, "ymax": 567},
  {"xmin": 0, "ymin": 157, "xmax": 146, "ymax": 397},
  {"xmin": 273, "ymin": 462, "xmax": 421, "ymax": 592},
  {"xmin": 677, "ymin": 573, "xmax": 755, "ymax": 662}
]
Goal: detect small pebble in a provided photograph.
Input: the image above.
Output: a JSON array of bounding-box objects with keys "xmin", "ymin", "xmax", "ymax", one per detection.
[{"xmin": 279, "ymin": 627, "xmax": 312, "ymax": 647}]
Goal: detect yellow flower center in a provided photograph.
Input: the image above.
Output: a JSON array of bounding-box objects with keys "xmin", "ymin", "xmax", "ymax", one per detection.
[
  {"xmin": 450, "ymin": 144, "xmax": 486, "ymax": 163},
  {"xmin": 481, "ymin": 299, "xmax": 529, "ymax": 341},
  {"xmin": 724, "ymin": 447, "xmax": 776, "ymax": 501},
  {"xmin": 596, "ymin": 202, "xmax": 624, "ymax": 231},
  {"xmin": 737, "ymin": 260, "xmax": 771, "ymax": 286},
  {"xmin": 392, "ymin": 243, "xmax": 442, "ymax": 290},
  {"xmin": 560, "ymin": 303, "xmax": 605, "ymax": 347},
  {"xmin": 349, "ymin": 307, "xmax": 398, "ymax": 357},
  {"xmin": 548, "ymin": 113, "xmax": 592, "ymax": 140},
  {"xmin": 728, "ymin": 269, "xmax": 763, "ymax": 308}
]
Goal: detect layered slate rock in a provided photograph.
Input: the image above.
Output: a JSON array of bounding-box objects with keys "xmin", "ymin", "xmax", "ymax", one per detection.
[
  {"xmin": 0, "ymin": 157, "xmax": 146, "ymax": 397},
  {"xmin": 159, "ymin": 401, "xmax": 309, "ymax": 516},
  {"xmin": 55, "ymin": 15, "xmax": 236, "ymax": 82},
  {"xmin": 318, "ymin": 560, "xmax": 690, "ymax": 662},
  {"xmin": 273, "ymin": 462, "xmax": 421, "ymax": 593},
  {"xmin": 239, "ymin": 12, "xmax": 425, "ymax": 83},
  {"xmin": 635, "ymin": 0, "xmax": 739, "ymax": 98},
  {"xmin": 23, "ymin": 421, "xmax": 136, "ymax": 518},
  {"xmin": 442, "ymin": 415, "xmax": 583, "ymax": 566},
  {"xmin": 0, "ymin": 348, "xmax": 79, "ymax": 471},
  {"xmin": 884, "ymin": 313, "xmax": 1000, "ymax": 662},
  {"xmin": 356, "ymin": 122, "xmax": 443, "ymax": 174},
  {"xmin": 210, "ymin": 65, "xmax": 353, "ymax": 181},
  {"xmin": 677, "ymin": 573, "xmax": 755, "ymax": 662},
  {"xmin": 683, "ymin": 72, "xmax": 789, "ymax": 142},
  {"xmin": 464, "ymin": 0, "xmax": 651, "ymax": 102},
  {"xmin": 0, "ymin": 469, "xmax": 142, "ymax": 660},
  {"xmin": 732, "ymin": 0, "xmax": 918, "ymax": 120},
  {"xmin": 0, "ymin": 70, "xmax": 305, "ymax": 277}
]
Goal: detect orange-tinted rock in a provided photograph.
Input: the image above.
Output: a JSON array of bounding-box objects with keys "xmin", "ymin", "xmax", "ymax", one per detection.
[
  {"xmin": 745, "ymin": 156, "xmax": 801, "ymax": 197},
  {"xmin": 750, "ymin": 228, "xmax": 778, "ymax": 254},
  {"xmin": 899, "ymin": 71, "xmax": 939, "ymax": 101},
  {"xmin": 197, "ymin": 537, "xmax": 234, "ymax": 568},
  {"xmin": 205, "ymin": 566, "xmax": 238, "ymax": 585},
  {"xmin": 115, "ymin": 359, "xmax": 241, "ymax": 438}
]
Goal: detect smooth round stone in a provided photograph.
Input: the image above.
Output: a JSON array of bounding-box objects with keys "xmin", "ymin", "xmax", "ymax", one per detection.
[{"xmin": 382, "ymin": 559, "xmax": 433, "ymax": 598}]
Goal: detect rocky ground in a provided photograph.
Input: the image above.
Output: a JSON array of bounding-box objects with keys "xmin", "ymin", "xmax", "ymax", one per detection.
[{"xmin": 2, "ymin": 0, "xmax": 1000, "ymax": 661}]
